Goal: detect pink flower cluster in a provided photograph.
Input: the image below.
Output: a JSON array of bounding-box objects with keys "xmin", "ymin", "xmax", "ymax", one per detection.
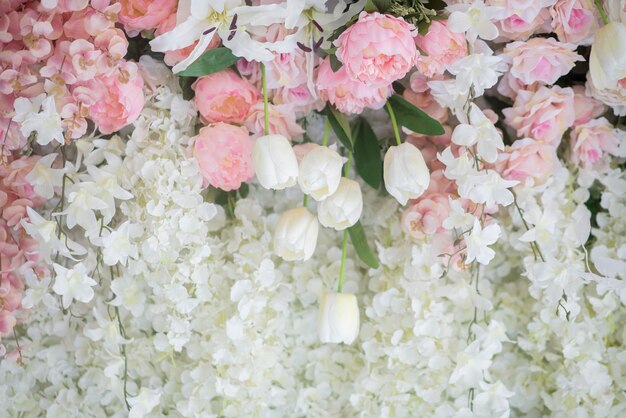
[
  {"xmin": 0, "ymin": 155, "xmax": 46, "ymax": 354},
  {"xmin": 317, "ymin": 12, "xmax": 418, "ymax": 114},
  {"xmin": 0, "ymin": 0, "xmax": 145, "ymax": 147}
]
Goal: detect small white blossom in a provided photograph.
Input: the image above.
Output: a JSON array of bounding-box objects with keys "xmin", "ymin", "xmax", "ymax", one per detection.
[
  {"xmin": 52, "ymin": 263, "xmax": 97, "ymax": 308},
  {"xmin": 465, "ymin": 219, "xmax": 501, "ymax": 265}
]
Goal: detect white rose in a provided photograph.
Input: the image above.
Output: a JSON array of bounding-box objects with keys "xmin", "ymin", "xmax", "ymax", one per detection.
[
  {"xmin": 384, "ymin": 142, "xmax": 430, "ymax": 205},
  {"xmin": 252, "ymin": 134, "xmax": 299, "ymax": 190},
  {"xmin": 317, "ymin": 178, "xmax": 362, "ymax": 230},
  {"xmin": 273, "ymin": 207, "xmax": 319, "ymax": 261},
  {"xmin": 297, "ymin": 145, "xmax": 344, "ymax": 201},
  {"xmin": 318, "ymin": 293, "xmax": 360, "ymax": 344}
]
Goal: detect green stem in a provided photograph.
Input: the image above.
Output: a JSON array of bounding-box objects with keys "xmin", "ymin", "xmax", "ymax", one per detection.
[
  {"xmin": 594, "ymin": 0, "xmax": 609, "ymax": 24},
  {"xmin": 337, "ymin": 230, "xmax": 349, "ymax": 292},
  {"xmin": 303, "ymin": 194, "xmax": 309, "ymax": 207},
  {"xmin": 386, "ymin": 101, "xmax": 402, "ymax": 145},
  {"xmin": 337, "ymin": 151, "xmax": 353, "ymax": 293},
  {"xmin": 261, "ymin": 63, "xmax": 270, "ymax": 136},
  {"xmin": 322, "ymin": 119, "xmax": 330, "ymax": 147}
]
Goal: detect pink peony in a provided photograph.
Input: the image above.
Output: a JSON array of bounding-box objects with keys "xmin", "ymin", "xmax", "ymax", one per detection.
[
  {"xmin": 401, "ymin": 192, "xmax": 452, "ymax": 239},
  {"xmin": 551, "ymin": 0, "xmax": 600, "ymax": 45},
  {"xmin": 570, "ymin": 117, "xmax": 621, "ymax": 169},
  {"xmin": 415, "ymin": 20, "xmax": 467, "ymax": 77},
  {"xmin": 488, "ymin": 0, "xmax": 553, "ymax": 41},
  {"xmin": 119, "ymin": 0, "xmax": 177, "ymax": 33},
  {"xmin": 193, "ymin": 69, "xmax": 260, "ymax": 125},
  {"xmin": 316, "ymin": 57, "xmax": 391, "ymax": 115},
  {"xmin": 335, "ymin": 12, "xmax": 418, "ymax": 86},
  {"xmin": 503, "ymin": 85, "xmax": 575, "ymax": 146},
  {"xmin": 502, "ymin": 37, "xmax": 583, "ymax": 85},
  {"xmin": 496, "ymin": 138, "xmax": 559, "ymax": 185},
  {"xmin": 572, "ymin": 85, "xmax": 606, "ymax": 124},
  {"xmin": 191, "ymin": 123, "xmax": 254, "ymax": 191},
  {"xmin": 88, "ymin": 61, "xmax": 144, "ymax": 135},
  {"xmin": 244, "ymin": 102, "xmax": 304, "ymax": 140}
]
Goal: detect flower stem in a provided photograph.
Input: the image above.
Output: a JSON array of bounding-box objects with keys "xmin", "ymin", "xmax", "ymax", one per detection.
[
  {"xmin": 261, "ymin": 62, "xmax": 270, "ymax": 136},
  {"xmin": 594, "ymin": 0, "xmax": 609, "ymax": 24},
  {"xmin": 303, "ymin": 194, "xmax": 309, "ymax": 207},
  {"xmin": 385, "ymin": 101, "xmax": 402, "ymax": 145},
  {"xmin": 323, "ymin": 119, "xmax": 330, "ymax": 147},
  {"xmin": 337, "ymin": 230, "xmax": 349, "ymax": 292},
  {"xmin": 337, "ymin": 151, "xmax": 353, "ymax": 293}
]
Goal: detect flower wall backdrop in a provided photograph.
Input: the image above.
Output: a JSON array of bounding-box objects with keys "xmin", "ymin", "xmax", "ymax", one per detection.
[{"xmin": 1, "ymin": 0, "xmax": 626, "ymax": 417}]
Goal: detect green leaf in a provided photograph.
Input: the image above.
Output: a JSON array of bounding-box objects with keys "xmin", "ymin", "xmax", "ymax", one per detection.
[
  {"xmin": 373, "ymin": 0, "xmax": 391, "ymax": 12},
  {"xmin": 178, "ymin": 76, "xmax": 196, "ymax": 100},
  {"xmin": 177, "ymin": 47, "xmax": 239, "ymax": 77},
  {"xmin": 238, "ymin": 183, "xmax": 249, "ymax": 198},
  {"xmin": 329, "ymin": 54, "xmax": 343, "ymax": 72},
  {"xmin": 348, "ymin": 221, "xmax": 380, "ymax": 269},
  {"xmin": 364, "ymin": 0, "xmax": 378, "ymax": 12},
  {"xmin": 386, "ymin": 94, "xmax": 445, "ymax": 136},
  {"xmin": 353, "ymin": 118, "xmax": 382, "ymax": 189},
  {"xmin": 324, "ymin": 105, "xmax": 354, "ymax": 152}
]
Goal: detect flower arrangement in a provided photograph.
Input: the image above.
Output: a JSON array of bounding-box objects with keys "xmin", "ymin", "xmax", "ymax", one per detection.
[{"xmin": 1, "ymin": 0, "xmax": 625, "ymax": 417}]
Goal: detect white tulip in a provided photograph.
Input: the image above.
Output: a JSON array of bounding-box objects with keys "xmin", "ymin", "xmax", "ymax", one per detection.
[
  {"xmin": 383, "ymin": 142, "xmax": 430, "ymax": 205},
  {"xmin": 317, "ymin": 178, "xmax": 362, "ymax": 230},
  {"xmin": 318, "ymin": 293, "xmax": 360, "ymax": 344},
  {"xmin": 297, "ymin": 145, "xmax": 344, "ymax": 201},
  {"xmin": 274, "ymin": 207, "xmax": 319, "ymax": 261},
  {"xmin": 589, "ymin": 22, "xmax": 626, "ymax": 91},
  {"xmin": 253, "ymin": 134, "xmax": 299, "ymax": 190}
]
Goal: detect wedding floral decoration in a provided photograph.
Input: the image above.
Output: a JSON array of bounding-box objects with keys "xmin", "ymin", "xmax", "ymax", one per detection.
[{"xmin": 1, "ymin": 0, "xmax": 625, "ymax": 417}]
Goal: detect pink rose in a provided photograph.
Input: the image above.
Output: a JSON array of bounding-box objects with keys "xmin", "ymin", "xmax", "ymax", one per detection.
[
  {"xmin": 497, "ymin": 71, "xmax": 537, "ymax": 100},
  {"xmin": 570, "ymin": 117, "xmax": 621, "ymax": 169},
  {"xmin": 191, "ymin": 123, "xmax": 254, "ymax": 191},
  {"xmin": 502, "ymin": 37, "xmax": 582, "ymax": 85},
  {"xmin": 89, "ymin": 61, "xmax": 144, "ymax": 135},
  {"xmin": 572, "ymin": 85, "xmax": 606, "ymax": 124},
  {"xmin": 244, "ymin": 102, "xmax": 304, "ymax": 140},
  {"xmin": 415, "ymin": 20, "xmax": 467, "ymax": 77},
  {"xmin": 551, "ymin": 0, "xmax": 600, "ymax": 45},
  {"xmin": 119, "ymin": 0, "xmax": 177, "ymax": 33},
  {"xmin": 496, "ymin": 138, "xmax": 559, "ymax": 185},
  {"xmin": 503, "ymin": 85, "xmax": 575, "ymax": 145},
  {"xmin": 193, "ymin": 69, "xmax": 260, "ymax": 125},
  {"xmin": 335, "ymin": 12, "xmax": 418, "ymax": 86},
  {"xmin": 258, "ymin": 24, "xmax": 308, "ymax": 89},
  {"xmin": 488, "ymin": 0, "xmax": 553, "ymax": 40},
  {"xmin": 316, "ymin": 57, "xmax": 391, "ymax": 114},
  {"xmin": 401, "ymin": 192, "xmax": 452, "ymax": 239}
]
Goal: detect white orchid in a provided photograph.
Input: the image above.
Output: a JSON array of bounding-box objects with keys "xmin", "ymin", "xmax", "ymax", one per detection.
[
  {"xmin": 13, "ymin": 95, "xmax": 64, "ymax": 146},
  {"xmin": 52, "ymin": 262, "xmax": 97, "ymax": 309},
  {"xmin": 25, "ymin": 154, "xmax": 64, "ymax": 200},
  {"xmin": 465, "ymin": 219, "xmax": 501, "ymax": 265},
  {"xmin": 451, "ymin": 104, "xmax": 504, "ymax": 163},
  {"xmin": 447, "ymin": 0, "xmax": 505, "ymax": 43}
]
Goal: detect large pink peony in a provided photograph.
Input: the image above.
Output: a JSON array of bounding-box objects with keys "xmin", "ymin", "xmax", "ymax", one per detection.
[
  {"xmin": 496, "ymin": 138, "xmax": 559, "ymax": 185},
  {"xmin": 335, "ymin": 12, "xmax": 418, "ymax": 86},
  {"xmin": 572, "ymin": 85, "xmax": 606, "ymax": 124},
  {"xmin": 191, "ymin": 123, "xmax": 254, "ymax": 191},
  {"xmin": 316, "ymin": 57, "xmax": 391, "ymax": 114},
  {"xmin": 415, "ymin": 20, "xmax": 467, "ymax": 77},
  {"xmin": 502, "ymin": 37, "xmax": 582, "ymax": 85},
  {"xmin": 570, "ymin": 117, "xmax": 621, "ymax": 169},
  {"xmin": 193, "ymin": 69, "xmax": 260, "ymax": 125},
  {"xmin": 503, "ymin": 85, "xmax": 575, "ymax": 146},
  {"xmin": 119, "ymin": 0, "xmax": 178, "ymax": 33},
  {"xmin": 550, "ymin": 0, "xmax": 600, "ymax": 45},
  {"xmin": 89, "ymin": 61, "xmax": 144, "ymax": 135}
]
